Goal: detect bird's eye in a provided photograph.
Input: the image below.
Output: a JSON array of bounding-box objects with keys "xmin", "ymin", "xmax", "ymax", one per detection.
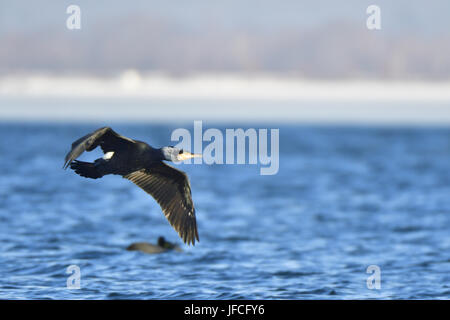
[{"xmin": 179, "ymin": 149, "xmax": 184, "ymax": 154}]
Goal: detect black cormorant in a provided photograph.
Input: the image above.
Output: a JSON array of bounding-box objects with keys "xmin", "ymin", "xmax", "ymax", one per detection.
[
  {"xmin": 126, "ymin": 236, "xmax": 182, "ymax": 254},
  {"xmin": 63, "ymin": 127, "xmax": 201, "ymax": 245}
]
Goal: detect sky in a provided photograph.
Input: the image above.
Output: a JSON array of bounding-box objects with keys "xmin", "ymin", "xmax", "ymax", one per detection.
[{"xmin": 1, "ymin": 0, "xmax": 450, "ymax": 78}]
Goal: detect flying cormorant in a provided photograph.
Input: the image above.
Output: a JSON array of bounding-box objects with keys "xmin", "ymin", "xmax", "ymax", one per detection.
[{"xmin": 63, "ymin": 127, "xmax": 201, "ymax": 245}]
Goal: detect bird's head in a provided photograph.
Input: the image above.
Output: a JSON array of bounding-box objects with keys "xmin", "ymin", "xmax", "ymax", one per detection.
[
  {"xmin": 157, "ymin": 236, "xmax": 166, "ymax": 247},
  {"xmin": 158, "ymin": 236, "xmax": 177, "ymax": 249},
  {"xmin": 160, "ymin": 146, "xmax": 202, "ymax": 162}
]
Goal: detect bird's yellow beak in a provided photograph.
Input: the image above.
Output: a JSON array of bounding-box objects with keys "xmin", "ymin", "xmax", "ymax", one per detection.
[{"xmin": 177, "ymin": 151, "xmax": 202, "ymax": 161}]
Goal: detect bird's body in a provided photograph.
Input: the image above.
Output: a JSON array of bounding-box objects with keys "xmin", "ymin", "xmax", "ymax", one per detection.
[
  {"xmin": 126, "ymin": 237, "xmax": 182, "ymax": 254},
  {"xmin": 64, "ymin": 127, "xmax": 201, "ymax": 245}
]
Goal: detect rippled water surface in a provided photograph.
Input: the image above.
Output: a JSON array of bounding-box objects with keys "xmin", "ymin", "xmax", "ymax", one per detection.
[{"xmin": 0, "ymin": 123, "xmax": 449, "ymax": 299}]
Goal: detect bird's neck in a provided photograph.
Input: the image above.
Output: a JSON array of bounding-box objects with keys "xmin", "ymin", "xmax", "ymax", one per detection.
[
  {"xmin": 158, "ymin": 147, "xmax": 176, "ymax": 162},
  {"xmin": 157, "ymin": 147, "xmax": 169, "ymax": 161}
]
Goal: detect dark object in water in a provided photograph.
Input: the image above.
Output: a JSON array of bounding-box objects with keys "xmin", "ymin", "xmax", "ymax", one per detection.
[
  {"xmin": 64, "ymin": 127, "xmax": 202, "ymax": 245},
  {"xmin": 127, "ymin": 237, "xmax": 182, "ymax": 254}
]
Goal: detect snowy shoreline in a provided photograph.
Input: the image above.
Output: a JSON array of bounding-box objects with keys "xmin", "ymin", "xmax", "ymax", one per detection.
[
  {"xmin": 1, "ymin": 72, "xmax": 450, "ymax": 124},
  {"xmin": 1, "ymin": 72, "xmax": 450, "ymax": 102}
]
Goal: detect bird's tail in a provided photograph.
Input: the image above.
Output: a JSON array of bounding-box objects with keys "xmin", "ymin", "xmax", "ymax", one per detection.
[{"xmin": 70, "ymin": 160, "xmax": 104, "ymax": 179}]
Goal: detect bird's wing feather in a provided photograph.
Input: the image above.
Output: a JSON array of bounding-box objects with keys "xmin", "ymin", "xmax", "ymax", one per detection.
[
  {"xmin": 64, "ymin": 127, "xmax": 135, "ymax": 169},
  {"xmin": 124, "ymin": 162, "xmax": 199, "ymax": 245}
]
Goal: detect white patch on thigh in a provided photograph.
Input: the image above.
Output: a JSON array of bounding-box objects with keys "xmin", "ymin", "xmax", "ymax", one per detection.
[{"xmin": 103, "ymin": 151, "xmax": 115, "ymax": 160}]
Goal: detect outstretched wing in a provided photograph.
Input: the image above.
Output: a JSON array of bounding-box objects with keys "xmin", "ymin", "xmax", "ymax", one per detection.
[
  {"xmin": 64, "ymin": 127, "xmax": 135, "ymax": 169},
  {"xmin": 124, "ymin": 162, "xmax": 199, "ymax": 245}
]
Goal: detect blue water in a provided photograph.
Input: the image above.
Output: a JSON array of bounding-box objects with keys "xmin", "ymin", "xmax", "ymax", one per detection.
[{"xmin": 0, "ymin": 123, "xmax": 449, "ymax": 299}]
